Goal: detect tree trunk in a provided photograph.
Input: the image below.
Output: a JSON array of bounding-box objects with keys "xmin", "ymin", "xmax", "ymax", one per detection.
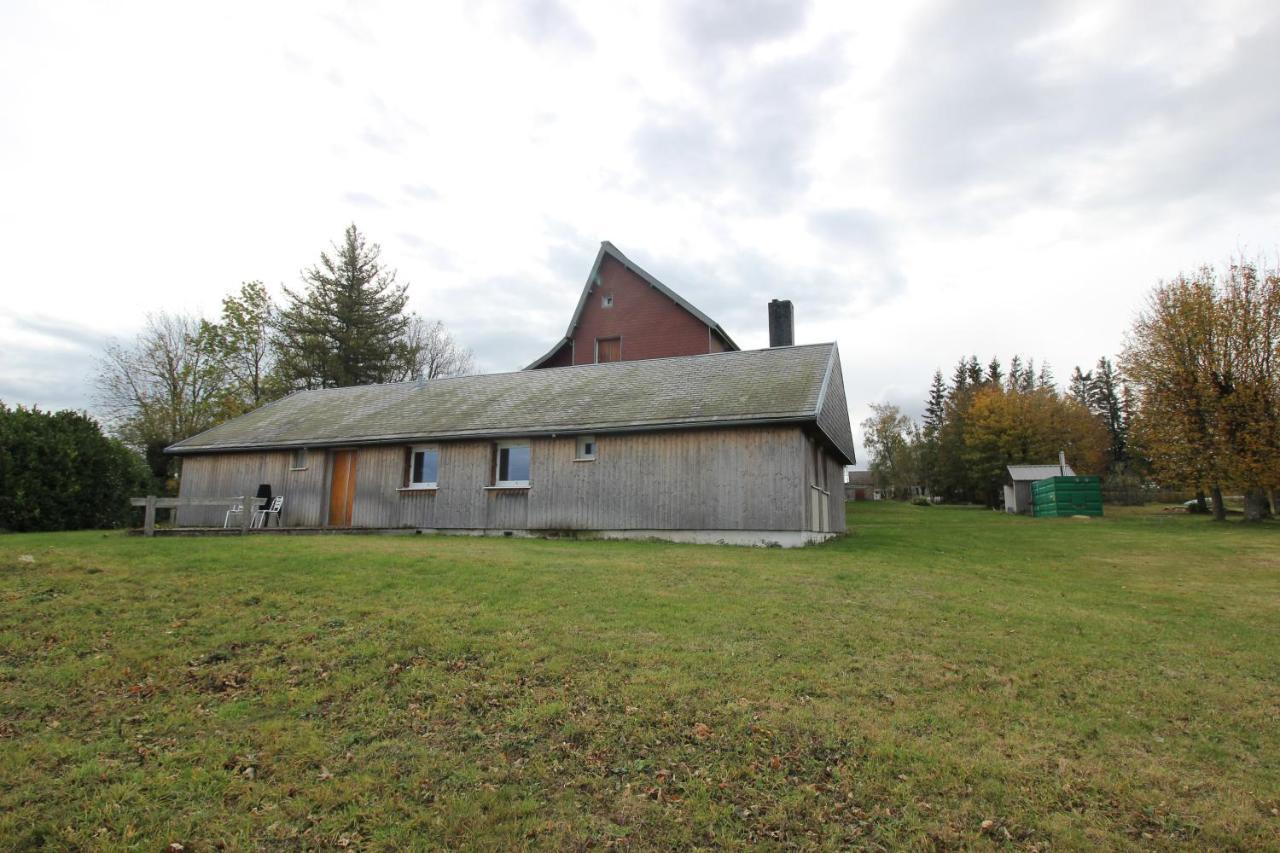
[
  {"xmin": 1243, "ymin": 488, "xmax": 1271, "ymax": 522},
  {"xmin": 1271, "ymin": 487, "xmax": 1280, "ymax": 517},
  {"xmin": 1211, "ymin": 485, "xmax": 1226, "ymax": 521},
  {"xmin": 1194, "ymin": 490, "xmax": 1208, "ymax": 513}
]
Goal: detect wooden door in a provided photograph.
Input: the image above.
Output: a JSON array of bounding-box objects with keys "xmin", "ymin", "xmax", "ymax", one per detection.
[
  {"xmin": 595, "ymin": 337, "xmax": 622, "ymax": 363},
  {"xmin": 328, "ymin": 450, "xmax": 357, "ymax": 527}
]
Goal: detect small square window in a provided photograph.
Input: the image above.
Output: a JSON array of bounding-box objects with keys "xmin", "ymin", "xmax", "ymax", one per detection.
[
  {"xmin": 602, "ymin": 294, "xmax": 614, "ymax": 308},
  {"xmin": 575, "ymin": 435, "xmax": 596, "ymax": 461},
  {"xmin": 290, "ymin": 448, "xmax": 308, "ymax": 470},
  {"xmin": 408, "ymin": 446, "xmax": 438, "ymax": 487}
]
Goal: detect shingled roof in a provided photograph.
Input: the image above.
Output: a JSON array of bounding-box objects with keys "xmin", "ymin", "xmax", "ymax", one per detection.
[{"xmin": 168, "ymin": 343, "xmax": 855, "ymax": 464}]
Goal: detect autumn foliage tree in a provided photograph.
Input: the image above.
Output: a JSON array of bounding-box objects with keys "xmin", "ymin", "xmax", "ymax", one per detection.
[
  {"xmin": 1122, "ymin": 259, "xmax": 1280, "ymax": 521},
  {"xmin": 961, "ymin": 384, "xmax": 1108, "ymax": 505}
]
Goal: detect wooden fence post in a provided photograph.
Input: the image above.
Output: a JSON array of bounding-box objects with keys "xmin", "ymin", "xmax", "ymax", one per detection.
[{"xmin": 144, "ymin": 496, "xmax": 156, "ymax": 538}]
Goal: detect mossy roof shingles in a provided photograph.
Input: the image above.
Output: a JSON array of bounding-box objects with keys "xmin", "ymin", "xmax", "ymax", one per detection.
[{"xmin": 169, "ymin": 342, "xmax": 853, "ymax": 462}]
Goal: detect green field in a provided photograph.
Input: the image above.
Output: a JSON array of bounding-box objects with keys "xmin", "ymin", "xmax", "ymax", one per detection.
[{"xmin": 1, "ymin": 503, "xmax": 1277, "ymax": 849}]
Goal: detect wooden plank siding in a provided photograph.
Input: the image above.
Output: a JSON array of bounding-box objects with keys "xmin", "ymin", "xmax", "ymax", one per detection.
[
  {"xmin": 176, "ymin": 451, "xmax": 325, "ymax": 527},
  {"xmin": 176, "ymin": 425, "xmax": 815, "ymax": 533}
]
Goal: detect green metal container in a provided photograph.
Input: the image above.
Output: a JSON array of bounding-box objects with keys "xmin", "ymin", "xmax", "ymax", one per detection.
[{"xmin": 1032, "ymin": 476, "xmax": 1103, "ymax": 517}]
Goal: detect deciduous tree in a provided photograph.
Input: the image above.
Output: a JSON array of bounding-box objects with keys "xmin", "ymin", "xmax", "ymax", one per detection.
[{"xmin": 94, "ymin": 312, "xmax": 225, "ymax": 484}]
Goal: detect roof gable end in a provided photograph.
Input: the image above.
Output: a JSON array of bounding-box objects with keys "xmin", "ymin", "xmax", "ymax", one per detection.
[{"xmin": 526, "ymin": 241, "xmax": 739, "ymax": 369}]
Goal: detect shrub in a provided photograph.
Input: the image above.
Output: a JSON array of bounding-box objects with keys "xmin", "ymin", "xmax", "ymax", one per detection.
[{"xmin": 0, "ymin": 403, "xmax": 152, "ymax": 532}]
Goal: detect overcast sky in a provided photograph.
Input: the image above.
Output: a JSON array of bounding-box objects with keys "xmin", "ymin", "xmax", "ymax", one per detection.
[{"xmin": 2, "ymin": 0, "xmax": 1278, "ymax": 464}]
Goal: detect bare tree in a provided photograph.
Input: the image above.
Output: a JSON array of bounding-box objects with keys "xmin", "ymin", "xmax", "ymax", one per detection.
[
  {"xmin": 396, "ymin": 316, "xmax": 476, "ymax": 381},
  {"xmin": 94, "ymin": 312, "xmax": 226, "ymax": 482}
]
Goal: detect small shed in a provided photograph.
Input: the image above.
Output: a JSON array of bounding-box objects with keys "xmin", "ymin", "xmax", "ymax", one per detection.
[
  {"xmin": 1032, "ymin": 476, "xmax": 1103, "ymax": 517},
  {"xmin": 1004, "ymin": 462, "xmax": 1075, "ymax": 514}
]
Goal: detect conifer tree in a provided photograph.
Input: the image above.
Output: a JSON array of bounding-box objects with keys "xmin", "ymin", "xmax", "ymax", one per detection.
[
  {"xmin": 965, "ymin": 355, "xmax": 983, "ymax": 386},
  {"xmin": 922, "ymin": 369, "xmax": 948, "ymax": 438},
  {"xmin": 1068, "ymin": 366, "xmax": 1093, "ymax": 405},
  {"xmin": 275, "ymin": 224, "xmax": 420, "ymax": 389},
  {"xmin": 1091, "ymin": 357, "xmax": 1127, "ymax": 465},
  {"xmin": 1008, "ymin": 355, "xmax": 1023, "ymax": 392},
  {"xmin": 986, "ymin": 356, "xmax": 1004, "ymax": 387},
  {"xmin": 1037, "ymin": 362, "xmax": 1056, "ymax": 392},
  {"xmin": 1020, "ymin": 359, "xmax": 1037, "ymax": 392},
  {"xmin": 950, "ymin": 359, "xmax": 970, "ymax": 396}
]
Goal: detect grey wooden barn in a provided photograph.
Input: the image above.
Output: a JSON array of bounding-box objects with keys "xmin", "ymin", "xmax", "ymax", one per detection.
[{"xmin": 166, "ymin": 343, "xmax": 856, "ymax": 546}]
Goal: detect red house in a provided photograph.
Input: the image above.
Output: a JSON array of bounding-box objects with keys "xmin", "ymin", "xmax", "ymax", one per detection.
[{"xmin": 527, "ymin": 241, "xmax": 739, "ymax": 369}]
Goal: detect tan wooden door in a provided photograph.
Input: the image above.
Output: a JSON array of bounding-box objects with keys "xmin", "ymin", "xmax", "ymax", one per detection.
[
  {"xmin": 328, "ymin": 450, "xmax": 357, "ymax": 527},
  {"xmin": 595, "ymin": 337, "xmax": 622, "ymax": 363}
]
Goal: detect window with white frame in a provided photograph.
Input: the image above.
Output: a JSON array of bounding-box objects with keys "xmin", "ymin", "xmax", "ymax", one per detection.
[
  {"xmin": 408, "ymin": 445, "xmax": 439, "ymax": 488},
  {"xmin": 575, "ymin": 435, "xmax": 596, "ymax": 460},
  {"xmin": 290, "ymin": 448, "xmax": 308, "ymax": 470},
  {"xmin": 602, "ymin": 293, "xmax": 614, "ymax": 308},
  {"xmin": 495, "ymin": 441, "xmax": 530, "ymax": 486}
]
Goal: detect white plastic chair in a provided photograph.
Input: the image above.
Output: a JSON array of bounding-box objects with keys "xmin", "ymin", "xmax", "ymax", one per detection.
[
  {"xmin": 223, "ymin": 503, "xmax": 244, "ymax": 528},
  {"xmin": 253, "ymin": 496, "xmax": 284, "ymax": 528}
]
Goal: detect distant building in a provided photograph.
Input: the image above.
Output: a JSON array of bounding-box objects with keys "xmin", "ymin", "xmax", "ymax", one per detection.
[
  {"xmin": 846, "ymin": 469, "xmax": 874, "ymax": 501},
  {"xmin": 527, "ymin": 241, "xmax": 740, "ymax": 368}
]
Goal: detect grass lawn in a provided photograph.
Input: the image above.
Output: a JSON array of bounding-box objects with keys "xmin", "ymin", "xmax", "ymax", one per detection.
[{"xmin": 1, "ymin": 503, "xmax": 1278, "ymax": 850}]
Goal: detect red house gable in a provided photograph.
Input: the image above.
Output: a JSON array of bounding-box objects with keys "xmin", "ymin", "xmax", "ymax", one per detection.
[{"xmin": 527, "ymin": 242, "xmax": 738, "ymax": 369}]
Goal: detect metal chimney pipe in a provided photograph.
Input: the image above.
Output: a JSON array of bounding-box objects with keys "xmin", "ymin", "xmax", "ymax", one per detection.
[
  {"xmin": 1059, "ymin": 449, "xmax": 1067, "ymax": 476},
  {"xmin": 768, "ymin": 299, "xmax": 794, "ymax": 347}
]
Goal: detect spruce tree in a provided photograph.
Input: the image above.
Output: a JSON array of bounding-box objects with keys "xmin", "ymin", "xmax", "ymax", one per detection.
[
  {"xmin": 1068, "ymin": 366, "xmax": 1093, "ymax": 405},
  {"xmin": 1037, "ymin": 362, "xmax": 1056, "ymax": 392},
  {"xmin": 275, "ymin": 225, "xmax": 419, "ymax": 389},
  {"xmin": 922, "ymin": 369, "xmax": 948, "ymax": 438},
  {"xmin": 986, "ymin": 356, "xmax": 1003, "ymax": 387},
  {"xmin": 950, "ymin": 359, "xmax": 970, "ymax": 395},
  {"xmin": 1021, "ymin": 359, "xmax": 1037, "ymax": 392},
  {"xmin": 965, "ymin": 355, "xmax": 983, "ymax": 386},
  {"xmin": 1091, "ymin": 357, "xmax": 1127, "ymax": 465},
  {"xmin": 1008, "ymin": 355, "xmax": 1023, "ymax": 391}
]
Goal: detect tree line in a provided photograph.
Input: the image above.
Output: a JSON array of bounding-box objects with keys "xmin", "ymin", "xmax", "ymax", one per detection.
[
  {"xmin": 94, "ymin": 225, "xmax": 475, "ymax": 486},
  {"xmin": 862, "ymin": 356, "xmax": 1110, "ymax": 506},
  {"xmin": 862, "ymin": 256, "xmax": 1280, "ymax": 521}
]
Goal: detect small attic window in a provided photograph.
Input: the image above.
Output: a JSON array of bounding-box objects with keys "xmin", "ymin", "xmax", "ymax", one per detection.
[
  {"xmin": 602, "ymin": 294, "xmax": 614, "ymax": 308},
  {"xmin": 290, "ymin": 448, "xmax": 308, "ymax": 470}
]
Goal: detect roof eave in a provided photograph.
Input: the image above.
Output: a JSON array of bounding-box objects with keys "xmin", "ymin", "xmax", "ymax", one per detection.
[{"xmin": 166, "ymin": 413, "xmax": 817, "ymax": 455}]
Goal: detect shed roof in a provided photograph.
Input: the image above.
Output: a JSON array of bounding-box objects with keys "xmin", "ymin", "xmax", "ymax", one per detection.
[
  {"xmin": 168, "ymin": 342, "xmax": 855, "ymax": 464},
  {"xmin": 525, "ymin": 241, "xmax": 739, "ymax": 368},
  {"xmin": 1007, "ymin": 463, "xmax": 1076, "ymax": 482}
]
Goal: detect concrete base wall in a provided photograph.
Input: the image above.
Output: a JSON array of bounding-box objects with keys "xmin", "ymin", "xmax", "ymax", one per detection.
[
  {"xmin": 141, "ymin": 526, "xmax": 838, "ymax": 547},
  {"xmin": 415, "ymin": 527, "xmax": 837, "ymax": 548}
]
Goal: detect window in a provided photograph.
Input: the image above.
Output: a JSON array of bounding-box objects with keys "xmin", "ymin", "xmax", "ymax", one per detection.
[
  {"xmin": 575, "ymin": 435, "xmax": 596, "ymax": 461},
  {"xmin": 595, "ymin": 336, "xmax": 621, "ymax": 363},
  {"xmin": 290, "ymin": 448, "xmax": 308, "ymax": 470},
  {"xmin": 407, "ymin": 445, "xmax": 439, "ymax": 488},
  {"xmin": 495, "ymin": 441, "xmax": 530, "ymax": 486},
  {"xmin": 602, "ymin": 293, "xmax": 614, "ymax": 308}
]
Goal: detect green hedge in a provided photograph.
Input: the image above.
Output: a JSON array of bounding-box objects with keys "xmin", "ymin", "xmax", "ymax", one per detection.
[{"xmin": 0, "ymin": 404, "xmax": 152, "ymax": 532}]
